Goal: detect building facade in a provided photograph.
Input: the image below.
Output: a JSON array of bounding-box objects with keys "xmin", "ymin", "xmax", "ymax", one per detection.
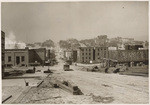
[
  {"xmin": 64, "ymin": 50, "xmax": 72, "ymax": 60},
  {"xmin": 77, "ymin": 47, "xmax": 108, "ymax": 63},
  {"xmin": 5, "ymin": 47, "xmax": 46, "ymax": 67},
  {"xmin": 72, "ymin": 50, "xmax": 77, "ymax": 62},
  {"xmin": 29, "ymin": 48, "xmax": 46, "ymax": 66},
  {"xmin": 1, "ymin": 31, "xmax": 5, "ymax": 78},
  {"xmin": 5, "ymin": 48, "xmax": 29, "ymax": 67}
]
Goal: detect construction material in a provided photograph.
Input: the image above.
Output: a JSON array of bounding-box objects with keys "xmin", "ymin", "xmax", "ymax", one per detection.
[
  {"xmin": 44, "ymin": 69, "xmax": 53, "ymax": 73},
  {"xmin": 26, "ymin": 69, "xmax": 35, "ymax": 73},
  {"xmin": 2, "ymin": 95, "xmax": 12, "ymax": 103},
  {"xmin": 64, "ymin": 64, "xmax": 70, "ymax": 70},
  {"xmin": 63, "ymin": 65, "xmax": 73, "ymax": 71},
  {"xmin": 36, "ymin": 70, "xmax": 41, "ymax": 72},
  {"xmin": 37, "ymin": 80, "xmax": 44, "ymax": 87},
  {"xmin": 87, "ymin": 66, "xmax": 99, "ymax": 72},
  {"xmin": 55, "ymin": 80, "xmax": 83, "ymax": 95},
  {"xmin": 49, "ymin": 80, "xmax": 59, "ymax": 88},
  {"xmin": 113, "ymin": 68, "xmax": 120, "ymax": 73}
]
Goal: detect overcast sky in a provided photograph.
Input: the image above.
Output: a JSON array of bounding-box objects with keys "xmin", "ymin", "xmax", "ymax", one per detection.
[{"xmin": 1, "ymin": 1, "xmax": 148, "ymax": 43}]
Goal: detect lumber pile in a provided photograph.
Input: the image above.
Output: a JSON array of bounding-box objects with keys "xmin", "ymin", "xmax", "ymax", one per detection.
[{"xmin": 50, "ymin": 78, "xmax": 83, "ymax": 95}]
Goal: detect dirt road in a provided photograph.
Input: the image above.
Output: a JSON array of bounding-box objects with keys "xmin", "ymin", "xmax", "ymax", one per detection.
[
  {"xmin": 50, "ymin": 63, "xmax": 148, "ymax": 104},
  {"xmin": 49, "ymin": 53, "xmax": 149, "ymax": 104},
  {"xmin": 3, "ymin": 50, "xmax": 149, "ymax": 104}
]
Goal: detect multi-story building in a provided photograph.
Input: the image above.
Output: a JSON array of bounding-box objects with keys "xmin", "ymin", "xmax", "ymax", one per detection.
[
  {"xmin": 72, "ymin": 50, "xmax": 77, "ymax": 62},
  {"xmin": 28, "ymin": 48, "xmax": 46, "ymax": 66},
  {"xmin": 5, "ymin": 47, "xmax": 46, "ymax": 67},
  {"xmin": 64, "ymin": 50, "xmax": 72, "ymax": 60},
  {"xmin": 77, "ymin": 47, "xmax": 108, "ymax": 63},
  {"xmin": 1, "ymin": 31, "xmax": 5, "ymax": 78}
]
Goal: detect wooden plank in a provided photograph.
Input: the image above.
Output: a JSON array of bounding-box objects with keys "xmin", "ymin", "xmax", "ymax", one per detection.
[{"xmin": 2, "ymin": 95, "xmax": 12, "ymax": 103}]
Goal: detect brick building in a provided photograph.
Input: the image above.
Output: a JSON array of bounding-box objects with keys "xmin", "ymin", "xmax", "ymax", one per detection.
[
  {"xmin": 5, "ymin": 48, "xmax": 29, "ymax": 67},
  {"xmin": 29, "ymin": 48, "xmax": 46, "ymax": 66},
  {"xmin": 72, "ymin": 50, "xmax": 77, "ymax": 62},
  {"xmin": 1, "ymin": 31, "xmax": 5, "ymax": 78},
  {"xmin": 77, "ymin": 47, "xmax": 108, "ymax": 63},
  {"xmin": 5, "ymin": 47, "xmax": 46, "ymax": 67}
]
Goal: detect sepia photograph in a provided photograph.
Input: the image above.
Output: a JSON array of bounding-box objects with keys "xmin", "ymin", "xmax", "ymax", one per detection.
[{"xmin": 1, "ymin": 1, "xmax": 149, "ymax": 104}]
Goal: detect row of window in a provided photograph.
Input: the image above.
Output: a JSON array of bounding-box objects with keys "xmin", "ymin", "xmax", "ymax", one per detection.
[
  {"xmin": 8, "ymin": 56, "xmax": 25, "ymax": 62},
  {"xmin": 82, "ymin": 48, "xmax": 107, "ymax": 51},
  {"xmin": 82, "ymin": 53, "xmax": 91, "ymax": 55},
  {"xmin": 82, "ymin": 57, "xmax": 91, "ymax": 60},
  {"xmin": 82, "ymin": 52, "xmax": 107, "ymax": 56}
]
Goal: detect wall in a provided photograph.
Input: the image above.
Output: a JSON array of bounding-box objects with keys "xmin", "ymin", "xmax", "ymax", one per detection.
[
  {"xmin": 1, "ymin": 31, "xmax": 5, "ymax": 78},
  {"xmin": 95, "ymin": 47, "xmax": 108, "ymax": 62},
  {"xmin": 108, "ymin": 50, "xmax": 148, "ymax": 63},
  {"xmin": 5, "ymin": 49, "xmax": 29, "ymax": 67},
  {"xmin": 5, "ymin": 48, "xmax": 46, "ymax": 67},
  {"xmin": 28, "ymin": 48, "xmax": 46, "ymax": 65},
  {"xmin": 72, "ymin": 50, "xmax": 77, "ymax": 62},
  {"xmin": 78, "ymin": 47, "xmax": 94, "ymax": 63},
  {"xmin": 77, "ymin": 47, "xmax": 108, "ymax": 63}
]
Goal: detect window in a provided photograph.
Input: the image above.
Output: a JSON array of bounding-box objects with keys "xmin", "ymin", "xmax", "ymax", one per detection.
[
  {"xmin": 89, "ymin": 53, "xmax": 91, "ymax": 55},
  {"xmin": 8, "ymin": 56, "xmax": 11, "ymax": 62},
  {"xmin": 89, "ymin": 49, "xmax": 91, "ymax": 51},
  {"xmin": 98, "ymin": 53, "xmax": 99, "ymax": 55},
  {"xmin": 89, "ymin": 57, "xmax": 91, "ymax": 59},
  {"xmin": 82, "ymin": 57, "xmax": 84, "ymax": 61},
  {"xmin": 82, "ymin": 53, "xmax": 84, "ymax": 55},
  {"xmin": 2, "ymin": 56, "xmax": 4, "ymax": 61},
  {"xmin": 21, "ymin": 56, "xmax": 25, "ymax": 62},
  {"xmin": 86, "ymin": 53, "xmax": 87, "ymax": 55}
]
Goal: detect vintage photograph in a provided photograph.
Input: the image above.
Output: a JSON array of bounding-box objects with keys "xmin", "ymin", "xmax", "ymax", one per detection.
[{"xmin": 1, "ymin": 1, "xmax": 149, "ymax": 104}]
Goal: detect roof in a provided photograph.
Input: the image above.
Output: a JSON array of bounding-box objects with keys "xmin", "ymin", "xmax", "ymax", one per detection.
[
  {"xmin": 5, "ymin": 49, "xmax": 28, "ymax": 51},
  {"xmin": 5, "ymin": 47, "xmax": 46, "ymax": 52}
]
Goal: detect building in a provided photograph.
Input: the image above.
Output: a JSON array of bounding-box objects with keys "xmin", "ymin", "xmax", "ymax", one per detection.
[
  {"xmin": 28, "ymin": 48, "xmax": 46, "ymax": 66},
  {"xmin": 5, "ymin": 48, "xmax": 29, "ymax": 67},
  {"xmin": 1, "ymin": 31, "xmax": 5, "ymax": 78},
  {"xmin": 77, "ymin": 47, "xmax": 108, "ymax": 63},
  {"xmin": 64, "ymin": 50, "xmax": 72, "ymax": 60},
  {"xmin": 46, "ymin": 49, "xmax": 50, "ymax": 60},
  {"xmin": 5, "ymin": 47, "xmax": 46, "ymax": 67},
  {"xmin": 125, "ymin": 44, "xmax": 143, "ymax": 50},
  {"xmin": 108, "ymin": 49, "xmax": 148, "ymax": 66},
  {"xmin": 72, "ymin": 50, "xmax": 77, "ymax": 62}
]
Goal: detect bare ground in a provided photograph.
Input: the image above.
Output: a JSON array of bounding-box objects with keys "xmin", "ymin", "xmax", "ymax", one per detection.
[{"xmin": 2, "ymin": 57, "xmax": 149, "ymax": 104}]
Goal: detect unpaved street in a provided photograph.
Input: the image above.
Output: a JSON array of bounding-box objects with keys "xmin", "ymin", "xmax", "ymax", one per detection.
[
  {"xmin": 50, "ymin": 61, "xmax": 149, "ymax": 104},
  {"xmin": 2, "ymin": 52, "xmax": 149, "ymax": 104}
]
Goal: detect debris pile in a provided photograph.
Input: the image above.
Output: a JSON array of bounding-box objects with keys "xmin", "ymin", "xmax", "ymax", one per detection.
[{"xmin": 50, "ymin": 78, "xmax": 83, "ymax": 95}]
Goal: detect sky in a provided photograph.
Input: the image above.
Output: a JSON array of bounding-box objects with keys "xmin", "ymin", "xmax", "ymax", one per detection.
[{"xmin": 1, "ymin": 1, "xmax": 149, "ymax": 43}]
